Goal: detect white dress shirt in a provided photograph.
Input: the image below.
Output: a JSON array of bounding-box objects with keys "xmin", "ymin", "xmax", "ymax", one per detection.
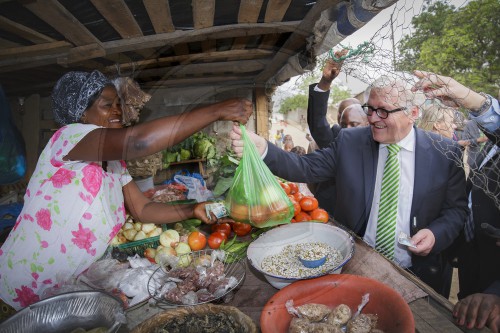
[{"xmin": 364, "ymin": 127, "xmax": 416, "ymax": 268}]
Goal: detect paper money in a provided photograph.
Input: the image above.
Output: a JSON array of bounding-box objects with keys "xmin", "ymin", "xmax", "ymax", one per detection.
[
  {"xmin": 205, "ymin": 202, "xmax": 229, "ymax": 221},
  {"xmin": 398, "ymin": 231, "xmax": 417, "ymax": 249}
]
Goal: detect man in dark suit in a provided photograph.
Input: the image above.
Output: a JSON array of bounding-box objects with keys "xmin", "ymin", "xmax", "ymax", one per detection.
[
  {"xmin": 231, "ymin": 74, "xmax": 468, "ymax": 297},
  {"xmin": 412, "ymin": 70, "xmax": 500, "ymax": 331},
  {"xmin": 306, "ymin": 57, "xmax": 361, "ymax": 148},
  {"xmin": 306, "ymin": 57, "xmax": 363, "ymax": 216}
]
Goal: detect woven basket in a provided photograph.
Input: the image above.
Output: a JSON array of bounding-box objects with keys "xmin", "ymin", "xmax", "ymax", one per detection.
[{"xmin": 131, "ymin": 304, "xmax": 257, "ymax": 333}]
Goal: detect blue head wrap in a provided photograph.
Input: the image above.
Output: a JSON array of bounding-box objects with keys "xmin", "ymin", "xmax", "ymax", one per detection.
[{"xmin": 52, "ymin": 70, "xmax": 111, "ymax": 125}]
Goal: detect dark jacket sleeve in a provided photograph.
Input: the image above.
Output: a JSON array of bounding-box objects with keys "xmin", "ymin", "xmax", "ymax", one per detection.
[
  {"xmin": 263, "ymin": 140, "xmax": 337, "ymax": 184},
  {"xmin": 484, "ymin": 280, "xmax": 500, "ymax": 297},
  {"xmin": 307, "ymin": 83, "xmax": 334, "ymax": 149}
]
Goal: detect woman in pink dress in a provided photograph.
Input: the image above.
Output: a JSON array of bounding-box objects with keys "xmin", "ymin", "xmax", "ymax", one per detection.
[{"xmin": 0, "ymin": 70, "xmax": 252, "ymax": 310}]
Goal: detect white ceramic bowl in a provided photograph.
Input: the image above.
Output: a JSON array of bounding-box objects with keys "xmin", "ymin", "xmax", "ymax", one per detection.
[{"xmin": 247, "ymin": 222, "xmax": 354, "ymax": 289}]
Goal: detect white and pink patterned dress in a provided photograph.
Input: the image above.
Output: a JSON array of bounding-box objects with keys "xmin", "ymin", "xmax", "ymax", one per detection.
[{"xmin": 0, "ymin": 123, "xmax": 132, "ymax": 310}]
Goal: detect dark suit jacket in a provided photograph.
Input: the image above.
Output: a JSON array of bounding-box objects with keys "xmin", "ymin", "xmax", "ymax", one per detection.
[
  {"xmin": 306, "ymin": 84, "xmax": 340, "ymax": 149},
  {"xmin": 306, "ymin": 83, "xmax": 338, "ymax": 215},
  {"xmin": 264, "ymin": 126, "xmax": 469, "ymax": 289},
  {"xmin": 458, "ymin": 125, "xmax": 500, "ymax": 298}
]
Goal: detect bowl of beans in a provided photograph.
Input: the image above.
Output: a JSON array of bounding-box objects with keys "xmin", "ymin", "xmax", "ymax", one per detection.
[{"xmin": 247, "ymin": 222, "xmax": 354, "ymax": 289}]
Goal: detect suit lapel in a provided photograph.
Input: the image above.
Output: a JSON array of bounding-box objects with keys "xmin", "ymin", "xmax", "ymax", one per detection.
[
  {"xmin": 363, "ymin": 133, "xmax": 378, "ymax": 222},
  {"xmin": 410, "ymin": 129, "xmax": 432, "ymax": 221}
]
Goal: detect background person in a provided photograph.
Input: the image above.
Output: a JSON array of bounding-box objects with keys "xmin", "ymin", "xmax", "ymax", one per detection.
[
  {"xmin": 0, "ymin": 70, "xmax": 252, "ymax": 310},
  {"xmin": 418, "ymin": 100, "xmax": 457, "ymax": 139},
  {"xmin": 231, "ymin": 74, "xmax": 468, "ymax": 298},
  {"xmin": 413, "ymin": 70, "xmax": 500, "ymax": 332}
]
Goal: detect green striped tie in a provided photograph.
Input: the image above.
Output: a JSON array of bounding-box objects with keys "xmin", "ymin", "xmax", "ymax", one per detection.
[{"xmin": 376, "ymin": 144, "xmax": 401, "ymax": 260}]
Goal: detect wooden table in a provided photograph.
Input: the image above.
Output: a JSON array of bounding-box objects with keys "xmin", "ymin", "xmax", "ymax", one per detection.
[{"xmin": 124, "ymin": 236, "xmax": 492, "ymax": 333}]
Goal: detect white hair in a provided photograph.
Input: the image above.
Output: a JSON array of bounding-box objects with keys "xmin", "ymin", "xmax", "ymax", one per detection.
[{"xmin": 367, "ymin": 72, "xmax": 425, "ymax": 114}]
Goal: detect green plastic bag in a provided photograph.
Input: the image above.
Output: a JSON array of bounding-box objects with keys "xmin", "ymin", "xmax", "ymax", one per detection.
[{"xmin": 224, "ymin": 125, "xmax": 293, "ymax": 228}]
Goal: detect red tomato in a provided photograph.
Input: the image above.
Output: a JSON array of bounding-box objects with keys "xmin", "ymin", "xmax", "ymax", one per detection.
[
  {"xmin": 291, "ymin": 218, "xmax": 297, "ymax": 223},
  {"xmin": 288, "ymin": 182, "xmax": 299, "ymax": 195},
  {"xmin": 293, "ymin": 192, "xmax": 304, "ymax": 203},
  {"xmin": 232, "ymin": 222, "xmax": 252, "ymax": 236},
  {"xmin": 294, "ymin": 212, "xmax": 312, "ymax": 222},
  {"xmin": 211, "ymin": 222, "xmax": 232, "ymax": 237},
  {"xmin": 207, "ymin": 231, "xmax": 226, "ymax": 249},
  {"xmin": 292, "ymin": 200, "xmax": 301, "ymax": 217},
  {"xmin": 187, "ymin": 231, "xmax": 207, "ymax": 251},
  {"xmin": 279, "ymin": 182, "xmax": 291, "ymax": 195},
  {"xmin": 310, "ymin": 208, "xmax": 329, "ymax": 223},
  {"xmin": 299, "ymin": 196, "xmax": 319, "ymax": 212}
]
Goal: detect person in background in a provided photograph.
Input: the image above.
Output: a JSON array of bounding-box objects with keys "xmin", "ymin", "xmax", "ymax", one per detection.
[
  {"xmin": 0, "ymin": 70, "xmax": 253, "ymax": 310},
  {"xmin": 413, "ymin": 70, "xmax": 500, "ymax": 332},
  {"xmin": 305, "ymin": 133, "xmax": 319, "ymax": 153},
  {"xmin": 310, "ymin": 104, "xmax": 369, "ymax": 216},
  {"xmin": 290, "ymin": 146, "xmax": 306, "ymax": 156},
  {"xmin": 418, "ymin": 100, "xmax": 457, "ymax": 139},
  {"xmin": 274, "ymin": 129, "xmax": 283, "ymax": 148},
  {"xmin": 458, "ymin": 119, "xmax": 489, "ymax": 170},
  {"xmin": 231, "ymin": 73, "xmax": 468, "ymax": 298},
  {"xmin": 306, "ymin": 51, "xmax": 361, "ymax": 149},
  {"xmin": 283, "ymin": 134, "xmax": 294, "ymax": 152},
  {"xmin": 339, "ymin": 104, "xmax": 369, "ymax": 129}
]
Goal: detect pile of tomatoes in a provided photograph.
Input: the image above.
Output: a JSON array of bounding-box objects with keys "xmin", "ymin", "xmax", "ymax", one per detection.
[
  {"xmin": 279, "ymin": 181, "xmax": 329, "ymax": 223},
  {"xmin": 187, "ymin": 220, "xmax": 252, "ymax": 251}
]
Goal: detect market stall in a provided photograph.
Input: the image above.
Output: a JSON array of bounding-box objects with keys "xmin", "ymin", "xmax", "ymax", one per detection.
[{"xmin": 122, "ymin": 226, "xmax": 491, "ymax": 333}]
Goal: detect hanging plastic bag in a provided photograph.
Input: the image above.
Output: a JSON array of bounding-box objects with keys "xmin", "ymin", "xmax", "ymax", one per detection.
[{"xmin": 224, "ymin": 124, "xmax": 293, "ymax": 228}]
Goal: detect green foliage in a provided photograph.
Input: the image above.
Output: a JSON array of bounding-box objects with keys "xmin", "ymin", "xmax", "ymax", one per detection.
[
  {"xmin": 278, "ymin": 94, "xmax": 308, "ymax": 114},
  {"xmin": 396, "ymin": 0, "xmax": 500, "ymax": 95},
  {"xmin": 330, "ymin": 85, "xmax": 352, "ymax": 106}
]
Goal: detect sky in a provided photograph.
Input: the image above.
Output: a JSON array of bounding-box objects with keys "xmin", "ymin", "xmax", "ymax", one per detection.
[{"xmin": 273, "ymin": 0, "xmax": 471, "ymax": 105}]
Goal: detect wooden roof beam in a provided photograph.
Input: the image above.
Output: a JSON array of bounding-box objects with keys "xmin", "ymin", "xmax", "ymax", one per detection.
[
  {"xmin": 238, "ymin": 0, "xmax": 264, "ymax": 23},
  {"xmin": 0, "ymin": 22, "xmax": 299, "ymax": 71},
  {"xmin": 256, "ymin": 0, "xmax": 341, "ymax": 84},
  {"xmin": 134, "ymin": 59, "xmax": 269, "ymax": 79},
  {"xmin": 142, "ymin": 76, "xmax": 254, "ymax": 89},
  {"xmin": 90, "ymin": 0, "xmax": 143, "ymax": 38},
  {"xmin": 0, "ymin": 40, "xmax": 71, "ymax": 58},
  {"xmin": 143, "ymin": 0, "xmax": 175, "ymax": 33},
  {"xmin": 0, "ymin": 15, "xmax": 55, "ymax": 43},
  {"xmin": 102, "ymin": 48, "xmax": 273, "ymax": 73},
  {"xmin": 23, "ymin": 0, "xmax": 101, "ymax": 46},
  {"xmin": 264, "ymin": 0, "xmax": 292, "ymax": 23},
  {"xmin": 192, "ymin": 0, "xmax": 215, "ymax": 29}
]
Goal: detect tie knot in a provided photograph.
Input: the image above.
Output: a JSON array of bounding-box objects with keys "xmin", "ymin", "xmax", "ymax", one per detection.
[{"xmin": 387, "ymin": 144, "xmax": 400, "ymax": 155}]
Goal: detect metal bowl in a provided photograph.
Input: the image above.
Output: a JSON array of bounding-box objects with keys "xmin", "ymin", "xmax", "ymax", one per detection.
[
  {"xmin": 247, "ymin": 222, "xmax": 354, "ymax": 289},
  {"xmin": 0, "ymin": 291, "xmax": 126, "ymax": 333},
  {"xmin": 147, "ymin": 249, "xmax": 246, "ymax": 307}
]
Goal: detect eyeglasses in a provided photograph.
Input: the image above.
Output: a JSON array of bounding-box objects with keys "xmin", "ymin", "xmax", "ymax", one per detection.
[{"xmin": 362, "ymin": 104, "xmax": 407, "ymax": 119}]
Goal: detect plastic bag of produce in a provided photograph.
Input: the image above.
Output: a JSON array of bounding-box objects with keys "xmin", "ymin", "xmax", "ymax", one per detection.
[{"xmin": 224, "ymin": 124, "xmax": 293, "ymax": 228}]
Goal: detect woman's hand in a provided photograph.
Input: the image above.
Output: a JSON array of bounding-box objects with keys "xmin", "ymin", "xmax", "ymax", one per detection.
[
  {"xmin": 453, "ymin": 293, "xmax": 500, "ymax": 331},
  {"xmin": 229, "ymin": 124, "xmax": 268, "ymax": 157},
  {"xmin": 215, "ymin": 98, "xmax": 253, "ymax": 124},
  {"xmin": 412, "ymin": 70, "xmax": 486, "ymax": 110},
  {"xmin": 193, "ymin": 202, "xmax": 216, "ymax": 225}
]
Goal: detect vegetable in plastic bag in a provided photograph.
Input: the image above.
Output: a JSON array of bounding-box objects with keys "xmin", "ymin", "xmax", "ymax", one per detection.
[{"xmin": 224, "ymin": 124, "xmax": 293, "ymax": 228}]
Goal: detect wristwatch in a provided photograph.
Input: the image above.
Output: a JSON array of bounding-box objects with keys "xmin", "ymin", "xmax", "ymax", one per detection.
[{"xmin": 470, "ymin": 92, "xmax": 492, "ymax": 115}]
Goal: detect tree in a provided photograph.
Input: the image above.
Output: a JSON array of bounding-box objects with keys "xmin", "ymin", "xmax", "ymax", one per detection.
[
  {"xmin": 277, "ymin": 66, "xmax": 352, "ymax": 114},
  {"xmin": 396, "ymin": 0, "xmax": 500, "ymax": 95}
]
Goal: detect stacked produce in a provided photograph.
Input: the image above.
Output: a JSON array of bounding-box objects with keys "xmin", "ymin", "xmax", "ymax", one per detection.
[
  {"xmin": 111, "ymin": 215, "xmax": 163, "ymax": 245},
  {"xmin": 279, "ymin": 181, "xmax": 330, "ymax": 223},
  {"xmin": 141, "ymin": 219, "xmax": 253, "ymax": 266},
  {"xmin": 162, "ymin": 131, "xmax": 218, "ymax": 168}
]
